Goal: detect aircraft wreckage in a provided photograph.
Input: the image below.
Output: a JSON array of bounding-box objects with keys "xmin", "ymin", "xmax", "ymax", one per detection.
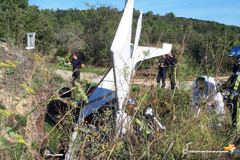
[{"xmin": 41, "ymin": 0, "xmax": 172, "ymax": 159}]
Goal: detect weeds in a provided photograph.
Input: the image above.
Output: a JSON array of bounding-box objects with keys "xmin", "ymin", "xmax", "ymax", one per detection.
[{"xmin": 0, "ymin": 40, "xmax": 237, "ymax": 160}]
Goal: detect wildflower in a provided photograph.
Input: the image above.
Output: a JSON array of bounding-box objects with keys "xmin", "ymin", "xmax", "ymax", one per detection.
[
  {"xmin": 0, "ymin": 62, "xmax": 5, "ymax": 66},
  {"xmin": 71, "ymin": 101, "xmax": 78, "ymax": 108},
  {"xmin": 0, "ymin": 109, "xmax": 13, "ymax": 116},
  {"xmin": 101, "ymin": 144, "xmax": 109, "ymax": 153},
  {"xmin": 16, "ymin": 136, "xmax": 30, "ymax": 147},
  {"xmin": 0, "ymin": 62, "xmax": 10, "ymax": 67},
  {"xmin": 6, "ymin": 60, "xmax": 16, "ymax": 68},
  {"xmin": 20, "ymin": 84, "xmax": 35, "ymax": 94},
  {"xmin": 0, "ymin": 60, "xmax": 18, "ymax": 68},
  {"xmin": 34, "ymin": 54, "xmax": 43, "ymax": 62},
  {"xmin": 11, "ymin": 63, "xmax": 16, "ymax": 68},
  {"xmin": 102, "ymin": 144, "xmax": 105, "ymax": 150},
  {"xmin": 25, "ymin": 86, "xmax": 35, "ymax": 94}
]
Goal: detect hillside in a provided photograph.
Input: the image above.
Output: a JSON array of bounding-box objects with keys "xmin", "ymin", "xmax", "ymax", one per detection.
[{"xmin": 0, "ymin": 43, "xmax": 65, "ymax": 159}]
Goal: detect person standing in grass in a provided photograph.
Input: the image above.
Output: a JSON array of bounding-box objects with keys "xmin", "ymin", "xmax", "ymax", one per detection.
[
  {"xmin": 225, "ymin": 47, "xmax": 240, "ymax": 131},
  {"xmin": 157, "ymin": 54, "xmax": 168, "ymax": 88},
  {"xmin": 167, "ymin": 52, "xmax": 177, "ymax": 90},
  {"xmin": 70, "ymin": 53, "xmax": 83, "ymax": 83}
]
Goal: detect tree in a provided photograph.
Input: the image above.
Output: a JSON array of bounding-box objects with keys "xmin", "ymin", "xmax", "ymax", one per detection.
[
  {"xmin": 0, "ymin": 0, "xmax": 28, "ymax": 44},
  {"xmin": 80, "ymin": 5, "xmax": 119, "ymax": 65},
  {"xmin": 35, "ymin": 13, "xmax": 55, "ymax": 54},
  {"xmin": 165, "ymin": 12, "xmax": 175, "ymax": 19}
]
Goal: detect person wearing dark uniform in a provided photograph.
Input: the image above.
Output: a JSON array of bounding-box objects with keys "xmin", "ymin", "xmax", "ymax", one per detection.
[
  {"xmin": 226, "ymin": 46, "xmax": 240, "ymax": 132},
  {"xmin": 167, "ymin": 52, "xmax": 177, "ymax": 90},
  {"xmin": 157, "ymin": 55, "xmax": 168, "ymax": 88},
  {"xmin": 70, "ymin": 53, "xmax": 82, "ymax": 83}
]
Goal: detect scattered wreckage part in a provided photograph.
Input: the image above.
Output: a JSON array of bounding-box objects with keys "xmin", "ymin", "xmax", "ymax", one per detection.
[
  {"xmin": 134, "ymin": 106, "xmax": 166, "ymax": 137},
  {"xmin": 143, "ymin": 107, "xmax": 166, "ymax": 130},
  {"xmin": 40, "ymin": 145, "xmax": 64, "ymax": 159},
  {"xmin": 58, "ymin": 87, "xmax": 72, "ymax": 98},
  {"xmin": 153, "ymin": 117, "xmax": 166, "ymax": 130},
  {"xmin": 0, "ymin": 38, "xmax": 6, "ymax": 43}
]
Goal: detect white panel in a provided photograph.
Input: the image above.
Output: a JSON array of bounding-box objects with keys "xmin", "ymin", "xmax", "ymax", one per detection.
[
  {"xmin": 111, "ymin": 0, "xmax": 134, "ymax": 111},
  {"xmin": 132, "ymin": 10, "xmax": 143, "ymax": 71},
  {"xmin": 134, "ymin": 43, "xmax": 172, "ymax": 65},
  {"xmin": 111, "ymin": 0, "xmax": 134, "ymax": 135},
  {"xmin": 26, "ymin": 32, "xmax": 35, "ymax": 50},
  {"xmin": 88, "ymin": 68, "xmax": 115, "ymax": 102},
  {"xmin": 163, "ymin": 43, "xmax": 172, "ymax": 55}
]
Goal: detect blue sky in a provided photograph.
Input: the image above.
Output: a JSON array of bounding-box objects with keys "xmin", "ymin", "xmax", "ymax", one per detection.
[{"xmin": 29, "ymin": 0, "xmax": 240, "ymax": 27}]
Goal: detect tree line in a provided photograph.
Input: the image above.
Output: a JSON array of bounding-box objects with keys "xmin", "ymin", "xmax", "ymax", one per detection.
[{"xmin": 0, "ymin": 0, "xmax": 240, "ymax": 76}]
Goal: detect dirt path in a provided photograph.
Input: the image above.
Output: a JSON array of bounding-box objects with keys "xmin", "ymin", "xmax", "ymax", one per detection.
[
  {"xmin": 55, "ymin": 69, "xmax": 103, "ymax": 83},
  {"xmin": 56, "ymin": 69, "xmax": 229, "ymax": 90}
]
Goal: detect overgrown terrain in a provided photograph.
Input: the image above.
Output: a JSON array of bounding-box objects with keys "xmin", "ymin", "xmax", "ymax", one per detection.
[
  {"xmin": 0, "ymin": 43, "xmax": 240, "ymax": 159},
  {"xmin": 1, "ymin": 0, "xmax": 240, "ymax": 159},
  {"xmin": 0, "ymin": 44, "xmax": 66, "ymax": 159},
  {"xmin": 0, "ymin": 0, "xmax": 240, "ymax": 76}
]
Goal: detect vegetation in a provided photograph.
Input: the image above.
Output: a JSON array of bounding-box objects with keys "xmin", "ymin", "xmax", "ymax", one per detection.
[
  {"xmin": 0, "ymin": 0, "xmax": 240, "ymax": 76},
  {"xmin": 0, "ymin": 0, "xmax": 240, "ymax": 159}
]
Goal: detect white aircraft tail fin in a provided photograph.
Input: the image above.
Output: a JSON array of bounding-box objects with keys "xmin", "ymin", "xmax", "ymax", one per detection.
[
  {"xmin": 163, "ymin": 43, "xmax": 172, "ymax": 55},
  {"xmin": 111, "ymin": 0, "xmax": 134, "ymax": 136}
]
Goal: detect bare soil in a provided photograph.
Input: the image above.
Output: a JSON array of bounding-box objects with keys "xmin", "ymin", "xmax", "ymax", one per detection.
[{"xmin": 56, "ymin": 69, "xmax": 229, "ymax": 91}]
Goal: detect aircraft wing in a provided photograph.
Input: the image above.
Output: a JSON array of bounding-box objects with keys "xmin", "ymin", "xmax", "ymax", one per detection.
[
  {"xmin": 111, "ymin": 0, "xmax": 134, "ymax": 111},
  {"xmin": 79, "ymin": 68, "xmax": 116, "ymax": 119},
  {"xmin": 79, "ymin": 92, "xmax": 116, "ymax": 119},
  {"xmin": 88, "ymin": 68, "xmax": 115, "ymax": 102},
  {"xmin": 132, "ymin": 10, "xmax": 142, "ymax": 59},
  {"xmin": 133, "ymin": 43, "xmax": 172, "ymax": 66}
]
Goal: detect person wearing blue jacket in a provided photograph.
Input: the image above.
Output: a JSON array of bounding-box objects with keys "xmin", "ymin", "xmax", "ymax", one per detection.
[{"xmin": 157, "ymin": 55, "xmax": 168, "ymax": 88}]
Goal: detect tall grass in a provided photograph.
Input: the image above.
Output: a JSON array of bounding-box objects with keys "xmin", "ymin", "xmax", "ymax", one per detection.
[
  {"xmin": 40, "ymin": 85, "xmax": 235, "ymax": 159},
  {"xmin": 0, "ymin": 31, "xmax": 237, "ymax": 160}
]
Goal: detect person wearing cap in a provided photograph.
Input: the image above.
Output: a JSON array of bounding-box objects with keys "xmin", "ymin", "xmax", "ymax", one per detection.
[{"xmin": 191, "ymin": 76, "xmax": 225, "ymax": 119}]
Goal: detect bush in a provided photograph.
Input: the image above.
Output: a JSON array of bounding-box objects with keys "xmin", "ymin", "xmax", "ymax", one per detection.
[{"xmin": 54, "ymin": 74, "xmax": 65, "ymax": 83}]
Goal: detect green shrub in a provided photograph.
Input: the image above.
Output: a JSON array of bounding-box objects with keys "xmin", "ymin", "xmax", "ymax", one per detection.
[
  {"xmin": 0, "ymin": 103, "xmax": 5, "ymax": 110},
  {"xmin": 14, "ymin": 114, "xmax": 27, "ymax": 127},
  {"xmin": 54, "ymin": 74, "xmax": 65, "ymax": 83}
]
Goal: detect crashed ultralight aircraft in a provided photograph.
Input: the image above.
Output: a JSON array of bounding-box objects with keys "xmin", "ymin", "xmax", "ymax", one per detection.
[
  {"xmin": 43, "ymin": 0, "xmax": 172, "ymax": 159},
  {"xmin": 80, "ymin": 0, "xmax": 172, "ymax": 134}
]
